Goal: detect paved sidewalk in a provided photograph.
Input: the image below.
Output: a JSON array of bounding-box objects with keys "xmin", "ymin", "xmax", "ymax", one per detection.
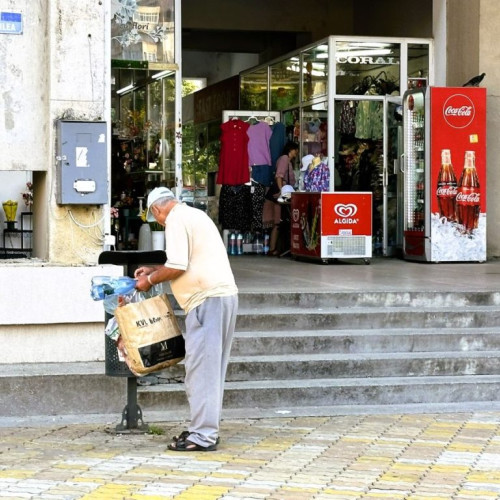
[{"xmin": 2, "ymin": 411, "xmax": 500, "ymax": 499}]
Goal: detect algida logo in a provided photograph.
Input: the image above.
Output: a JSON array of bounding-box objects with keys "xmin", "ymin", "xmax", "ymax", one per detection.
[{"xmin": 334, "ymin": 203, "xmax": 359, "ymax": 224}]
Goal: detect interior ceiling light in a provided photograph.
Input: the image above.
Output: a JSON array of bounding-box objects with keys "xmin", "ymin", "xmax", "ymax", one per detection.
[
  {"xmin": 152, "ymin": 70, "xmax": 174, "ymax": 80},
  {"xmin": 318, "ymin": 48, "xmax": 393, "ymax": 59},
  {"xmin": 116, "ymin": 83, "xmax": 135, "ymax": 95}
]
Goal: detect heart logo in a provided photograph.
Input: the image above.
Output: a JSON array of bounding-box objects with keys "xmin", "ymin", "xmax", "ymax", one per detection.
[
  {"xmin": 334, "ymin": 203, "xmax": 357, "ymax": 218},
  {"xmin": 292, "ymin": 209, "xmax": 300, "ymax": 223}
]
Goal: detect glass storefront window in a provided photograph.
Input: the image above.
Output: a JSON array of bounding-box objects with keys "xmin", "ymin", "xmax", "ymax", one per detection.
[
  {"xmin": 335, "ymin": 40, "xmax": 400, "ymax": 95},
  {"xmin": 302, "ymin": 45, "xmax": 328, "ymax": 102},
  {"xmin": 182, "ymin": 121, "xmax": 195, "ymax": 186},
  {"xmin": 408, "ymin": 43, "xmax": 430, "ymax": 89},
  {"xmin": 111, "ymin": 0, "xmax": 175, "ymax": 63},
  {"xmin": 282, "ymin": 108, "xmax": 300, "ymax": 145},
  {"xmin": 301, "ymin": 102, "xmax": 328, "ymax": 159},
  {"xmin": 110, "ymin": 66, "xmax": 177, "ymax": 209},
  {"xmin": 270, "ymin": 57, "xmax": 300, "ymax": 110},
  {"xmin": 240, "ymin": 67, "xmax": 268, "ymax": 110}
]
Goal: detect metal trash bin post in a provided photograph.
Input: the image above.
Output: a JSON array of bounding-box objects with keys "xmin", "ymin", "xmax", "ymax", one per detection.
[{"xmin": 99, "ymin": 250, "xmax": 166, "ymax": 434}]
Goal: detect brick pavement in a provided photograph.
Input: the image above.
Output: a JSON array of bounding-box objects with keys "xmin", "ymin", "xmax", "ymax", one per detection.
[{"xmin": 2, "ymin": 412, "xmax": 500, "ymax": 499}]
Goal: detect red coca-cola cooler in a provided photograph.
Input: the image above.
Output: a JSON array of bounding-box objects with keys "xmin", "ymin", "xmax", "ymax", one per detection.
[
  {"xmin": 402, "ymin": 86, "xmax": 486, "ymax": 262},
  {"xmin": 290, "ymin": 192, "xmax": 372, "ymax": 262}
]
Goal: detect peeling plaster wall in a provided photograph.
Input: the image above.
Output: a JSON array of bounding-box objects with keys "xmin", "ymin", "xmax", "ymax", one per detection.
[
  {"xmin": 0, "ymin": 0, "xmax": 113, "ymax": 364},
  {"xmin": 0, "ymin": 0, "xmax": 49, "ymax": 171},
  {"xmin": 45, "ymin": 0, "xmax": 110, "ymax": 265},
  {"xmin": 0, "ymin": 0, "xmax": 110, "ymax": 264}
]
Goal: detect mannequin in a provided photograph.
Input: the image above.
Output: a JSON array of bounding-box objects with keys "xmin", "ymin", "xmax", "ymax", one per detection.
[
  {"xmin": 304, "ymin": 155, "xmax": 330, "ymax": 192},
  {"xmin": 309, "ymin": 156, "xmax": 321, "ymax": 170}
]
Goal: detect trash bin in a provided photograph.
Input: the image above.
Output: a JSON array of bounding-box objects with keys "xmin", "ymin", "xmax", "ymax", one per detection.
[{"xmin": 98, "ymin": 250, "xmax": 167, "ymax": 433}]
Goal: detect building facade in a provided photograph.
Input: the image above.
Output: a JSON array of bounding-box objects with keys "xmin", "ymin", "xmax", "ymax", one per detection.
[{"xmin": 0, "ymin": 0, "xmax": 497, "ymax": 364}]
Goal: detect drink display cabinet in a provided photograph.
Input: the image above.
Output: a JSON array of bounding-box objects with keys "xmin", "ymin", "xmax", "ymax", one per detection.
[{"xmin": 402, "ymin": 87, "xmax": 486, "ymax": 262}]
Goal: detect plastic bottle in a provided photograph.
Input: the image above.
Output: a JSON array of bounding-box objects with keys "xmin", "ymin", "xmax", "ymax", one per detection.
[
  {"xmin": 374, "ymin": 230, "xmax": 383, "ymax": 256},
  {"xmin": 138, "ymin": 222, "xmax": 152, "ymax": 251},
  {"xmin": 91, "ymin": 276, "xmax": 137, "ymax": 301},
  {"xmin": 253, "ymin": 232, "xmax": 263, "ymax": 254},
  {"xmin": 237, "ymin": 232, "xmax": 243, "ymax": 255},
  {"xmin": 263, "ymin": 231, "xmax": 270, "ymax": 255},
  {"xmin": 229, "ymin": 232, "xmax": 237, "ymax": 255}
]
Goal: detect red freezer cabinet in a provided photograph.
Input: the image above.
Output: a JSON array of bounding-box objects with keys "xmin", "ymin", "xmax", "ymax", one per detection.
[{"xmin": 290, "ymin": 192, "xmax": 372, "ymax": 261}]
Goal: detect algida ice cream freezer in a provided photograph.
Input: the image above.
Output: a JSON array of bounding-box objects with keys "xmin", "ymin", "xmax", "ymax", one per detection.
[{"xmin": 290, "ymin": 192, "xmax": 372, "ymax": 262}]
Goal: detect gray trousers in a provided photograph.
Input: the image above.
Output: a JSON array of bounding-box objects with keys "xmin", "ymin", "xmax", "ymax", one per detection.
[{"xmin": 184, "ymin": 295, "xmax": 238, "ymax": 447}]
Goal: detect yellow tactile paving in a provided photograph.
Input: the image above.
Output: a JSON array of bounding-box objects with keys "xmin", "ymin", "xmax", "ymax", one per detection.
[{"xmin": 2, "ymin": 412, "xmax": 500, "ymax": 499}]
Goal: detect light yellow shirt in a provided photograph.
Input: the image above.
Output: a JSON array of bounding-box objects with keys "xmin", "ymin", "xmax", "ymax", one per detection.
[{"xmin": 164, "ymin": 203, "xmax": 238, "ymax": 313}]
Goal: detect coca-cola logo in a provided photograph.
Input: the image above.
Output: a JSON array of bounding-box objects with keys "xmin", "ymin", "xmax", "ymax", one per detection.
[
  {"xmin": 436, "ymin": 186, "xmax": 457, "ymax": 197},
  {"xmin": 443, "ymin": 94, "xmax": 475, "ymax": 129},
  {"xmin": 456, "ymin": 191, "xmax": 480, "ymax": 204},
  {"xmin": 334, "ymin": 203, "xmax": 357, "ymax": 218}
]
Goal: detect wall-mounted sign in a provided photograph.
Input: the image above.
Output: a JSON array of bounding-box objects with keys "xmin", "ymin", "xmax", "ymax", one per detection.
[{"xmin": 0, "ymin": 12, "xmax": 22, "ymax": 35}]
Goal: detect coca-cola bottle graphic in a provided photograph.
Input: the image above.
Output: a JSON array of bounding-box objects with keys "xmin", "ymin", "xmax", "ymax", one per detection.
[
  {"xmin": 436, "ymin": 149, "xmax": 457, "ymax": 222},
  {"xmin": 456, "ymin": 150, "xmax": 480, "ymax": 234}
]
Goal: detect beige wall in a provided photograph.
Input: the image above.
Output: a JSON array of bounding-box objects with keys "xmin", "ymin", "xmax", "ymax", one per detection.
[
  {"xmin": 446, "ymin": 0, "xmax": 480, "ymax": 86},
  {"xmin": 479, "ymin": 0, "xmax": 500, "ymax": 256}
]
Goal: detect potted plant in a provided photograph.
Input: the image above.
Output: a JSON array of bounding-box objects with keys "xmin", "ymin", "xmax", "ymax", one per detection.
[
  {"xmin": 2, "ymin": 200, "xmax": 18, "ymax": 229},
  {"xmin": 149, "ymin": 220, "xmax": 165, "ymax": 250}
]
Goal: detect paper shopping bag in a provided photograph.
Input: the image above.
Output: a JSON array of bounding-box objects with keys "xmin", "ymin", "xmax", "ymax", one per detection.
[{"xmin": 114, "ymin": 293, "xmax": 185, "ymax": 376}]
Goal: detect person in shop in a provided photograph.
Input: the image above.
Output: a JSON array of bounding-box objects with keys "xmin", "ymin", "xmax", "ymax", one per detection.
[
  {"xmin": 263, "ymin": 141, "xmax": 299, "ymax": 255},
  {"xmin": 134, "ymin": 187, "xmax": 238, "ymax": 452}
]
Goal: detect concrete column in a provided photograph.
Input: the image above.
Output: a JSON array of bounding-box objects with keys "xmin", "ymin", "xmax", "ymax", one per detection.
[
  {"xmin": 445, "ymin": 0, "xmax": 480, "ymax": 87},
  {"xmin": 45, "ymin": 0, "xmax": 109, "ymax": 264},
  {"xmin": 479, "ymin": 0, "xmax": 500, "ymax": 257}
]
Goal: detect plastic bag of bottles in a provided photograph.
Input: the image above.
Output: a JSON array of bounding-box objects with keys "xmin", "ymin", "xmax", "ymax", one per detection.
[
  {"xmin": 91, "ymin": 276, "xmax": 137, "ymax": 315},
  {"xmin": 91, "ymin": 276, "xmax": 166, "ymax": 315}
]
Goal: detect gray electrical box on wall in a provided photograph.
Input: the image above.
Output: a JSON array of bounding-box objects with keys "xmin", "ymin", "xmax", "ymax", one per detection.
[{"xmin": 56, "ymin": 120, "xmax": 108, "ymax": 204}]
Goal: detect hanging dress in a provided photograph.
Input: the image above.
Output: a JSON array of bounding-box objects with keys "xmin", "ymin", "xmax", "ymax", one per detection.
[{"xmin": 217, "ymin": 119, "xmax": 251, "ymax": 185}]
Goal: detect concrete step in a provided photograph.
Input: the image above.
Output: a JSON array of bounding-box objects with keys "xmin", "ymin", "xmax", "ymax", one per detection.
[
  {"xmin": 225, "ymin": 351, "xmax": 500, "ymax": 380},
  {"xmin": 0, "ymin": 362, "xmax": 125, "ymax": 418},
  {"xmin": 235, "ymin": 291, "xmax": 500, "ymax": 309},
  {"xmin": 169, "ymin": 291, "xmax": 500, "ymax": 310},
  {"xmin": 151, "ymin": 349, "xmax": 500, "ymax": 381},
  {"xmin": 230, "ymin": 327, "xmax": 500, "ymax": 355},
  {"xmin": 232, "ymin": 306, "xmax": 500, "ymax": 331},
  {"xmin": 138, "ymin": 374, "xmax": 500, "ymax": 410}
]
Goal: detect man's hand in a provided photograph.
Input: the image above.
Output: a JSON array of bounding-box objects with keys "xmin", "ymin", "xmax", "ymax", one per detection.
[
  {"xmin": 134, "ymin": 265, "xmax": 156, "ymax": 278},
  {"xmin": 135, "ymin": 274, "xmax": 152, "ymax": 292}
]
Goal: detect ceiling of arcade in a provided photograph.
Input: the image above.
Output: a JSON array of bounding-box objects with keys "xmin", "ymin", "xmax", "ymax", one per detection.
[{"xmin": 182, "ymin": 0, "xmax": 433, "ymax": 63}]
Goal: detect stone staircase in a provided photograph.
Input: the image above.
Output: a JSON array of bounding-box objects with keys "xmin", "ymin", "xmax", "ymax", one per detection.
[
  {"xmin": 3, "ymin": 289, "xmax": 500, "ymax": 421},
  {"xmin": 137, "ymin": 290, "xmax": 500, "ymax": 414}
]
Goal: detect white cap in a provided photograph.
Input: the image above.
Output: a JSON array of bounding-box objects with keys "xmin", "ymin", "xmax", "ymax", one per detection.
[
  {"xmin": 279, "ymin": 184, "xmax": 295, "ymax": 201},
  {"xmin": 146, "ymin": 187, "xmax": 175, "ymax": 222},
  {"xmin": 300, "ymin": 154, "xmax": 314, "ymax": 171}
]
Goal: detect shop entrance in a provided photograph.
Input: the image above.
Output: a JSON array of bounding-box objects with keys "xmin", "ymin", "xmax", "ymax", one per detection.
[{"xmin": 334, "ymin": 96, "xmax": 403, "ymax": 257}]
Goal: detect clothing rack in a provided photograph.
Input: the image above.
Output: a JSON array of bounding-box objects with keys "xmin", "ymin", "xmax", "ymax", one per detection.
[{"xmin": 222, "ymin": 110, "xmax": 281, "ymax": 124}]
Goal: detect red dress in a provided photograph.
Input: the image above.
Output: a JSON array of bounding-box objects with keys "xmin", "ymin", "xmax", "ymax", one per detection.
[{"xmin": 217, "ymin": 119, "xmax": 251, "ymax": 185}]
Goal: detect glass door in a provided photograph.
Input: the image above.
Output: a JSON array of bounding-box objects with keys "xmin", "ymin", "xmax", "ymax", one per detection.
[
  {"xmin": 402, "ymin": 88, "xmax": 427, "ymax": 259},
  {"xmin": 334, "ymin": 97, "xmax": 384, "ymax": 255},
  {"xmin": 383, "ymin": 96, "xmax": 403, "ymax": 256}
]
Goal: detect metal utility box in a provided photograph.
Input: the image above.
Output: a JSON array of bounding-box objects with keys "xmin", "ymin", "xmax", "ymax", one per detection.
[{"xmin": 56, "ymin": 120, "xmax": 108, "ymax": 204}]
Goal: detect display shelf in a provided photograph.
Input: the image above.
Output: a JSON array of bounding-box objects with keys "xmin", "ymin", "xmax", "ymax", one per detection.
[{"xmin": 2, "ymin": 212, "xmax": 32, "ymax": 257}]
